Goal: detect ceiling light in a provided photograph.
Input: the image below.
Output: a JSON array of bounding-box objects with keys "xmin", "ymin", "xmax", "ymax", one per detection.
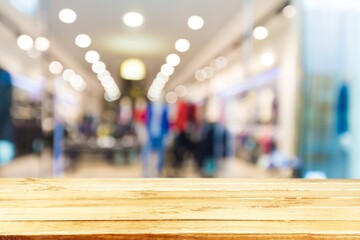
[
  {"xmin": 149, "ymin": 87, "xmax": 162, "ymax": 95},
  {"xmin": 175, "ymin": 39, "xmax": 190, "ymax": 52},
  {"xmin": 175, "ymin": 85, "xmax": 188, "ymax": 97},
  {"xmin": 261, "ymin": 52, "xmax": 275, "ymax": 66},
  {"xmin": 195, "ymin": 69, "xmax": 206, "ymax": 81},
  {"xmin": 214, "ymin": 56, "xmax": 228, "ymax": 69},
  {"xmin": 283, "ymin": 5, "xmax": 297, "ymax": 18},
  {"xmin": 152, "ymin": 80, "xmax": 166, "ymax": 89},
  {"xmin": 203, "ymin": 67, "xmax": 214, "ymax": 78},
  {"xmin": 253, "ymin": 26, "xmax": 268, "ymax": 40},
  {"xmin": 49, "ymin": 61, "xmax": 63, "ymax": 74},
  {"xmin": 120, "ymin": 58, "xmax": 146, "ymax": 80},
  {"xmin": 101, "ymin": 77, "xmax": 117, "ymax": 89},
  {"xmin": 106, "ymin": 89, "xmax": 120, "ymax": 96},
  {"xmin": 148, "ymin": 88, "xmax": 162, "ymax": 101},
  {"xmin": 62, "ymin": 69, "xmax": 75, "ymax": 81},
  {"xmin": 17, "ymin": 34, "xmax": 33, "ymax": 50},
  {"xmin": 75, "ymin": 34, "xmax": 91, "ymax": 48},
  {"xmin": 123, "ymin": 12, "xmax": 143, "ymax": 27},
  {"xmin": 34, "ymin": 37, "xmax": 50, "ymax": 51},
  {"xmin": 58, "ymin": 9, "xmax": 77, "ymax": 24},
  {"xmin": 188, "ymin": 16, "xmax": 204, "ymax": 30},
  {"xmin": 70, "ymin": 75, "xmax": 86, "ymax": 91},
  {"xmin": 85, "ymin": 50, "xmax": 100, "ymax": 63},
  {"xmin": 97, "ymin": 70, "xmax": 110, "ymax": 80},
  {"xmin": 104, "ymin": 93, "xmax": 115, "ymax": 102},
  {"xmin": 160, "ymin": 64, "xmax": 174, "ymax": 76},
  {"xmin": 105, "ymin": 91, "xmax": 120, "ymax": 102},
  {"xmin": 92, "ymin": 61, "xmax": 106, "ymax": 73},
  {"xmin": 166, "ymin": 53, "xmax": 181, "ymax": 67},
  {"xmin": 156, "ymin": 72, "xmax": 169, "ymax": 82},
  {"xmin": 74, "ymin": 83, "xmax": 86, "ymax": 92},
  {"xmin": 100, "ymin": 76, "xmax": 114, "ymax": 84},
  {"xmin": 166, "ymin": 92, "xmax": 178, "ymax": 104},
  {"xmin": 154, "ymin": 77, "xmax": 167, "ymax": 85},
  {"xmin": 147, "ymin": 93, "xmax": 159, "ymax": 102}
]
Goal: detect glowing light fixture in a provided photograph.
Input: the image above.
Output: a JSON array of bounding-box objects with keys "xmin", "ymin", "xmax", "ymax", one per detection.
[
  {"xmin": 92, "ymin": 61, "xmax": 106, "ymax": 74},
  {"xmin": 166, "ymin": 92, "xmax": 178, "ymax": 104},
  {"xmin": 75, "ymin": 34, "xmax": 91, "ymax": 48},
  {"xmin": 175, "ymin": 85, "xmax": 188, "ymax": 97},
  {"xmin": 261, "ymin": 52, "xmax": 275, "ymax": 66},
  {"xmin": 49, "ymin": 61, "xmax": 63, "ymax": 74},
  {"xmin": 69, "ymin": 74, "xmax": 86, "ymax": 92},
  {"xmin": 195, "ymin": 69, "xmax": 206, "ymax": 81},
  {"xmin": 188, "ymin": 16, "xmax": 204, "ymax": 30},
  {"xmin": 58, "ymin": 9, "xmax": 77, "ymax": 24},
  {"xmin": 120, "ymin": 58, "xmax": 146, "ymax": 80},
  {"xmin": 213, "ymin": 56, "xmax": 228, "ymax": 69},
  {"xmin": 166, "ymin": 53, "xmax": 181, "ymax": 67},
  {"xmin": 157, "ymin": 72, "xmax": 169, "ymax": 82},
  {"xmin": 160, "ymin": 64, "xmax": 174, "ymax": 76},
  {"xmin": 253, "ymin": 26, "xmax": 268, "ymax": 40},
  {"xmin": 154, "ymin": 77, "xmax": 167, "ymax": 85},
  {"xmin": 17, "ymin": 34, "xmax": 33, "ymax": 50},
  {"xmin": 123, "ymin": 12, "xmax": 143, "ymax": 27},
  {"xmin": 85, "ymin": 50, "xmax": 100, "ymax": 63},
  {"xmin": 283, "ymin": 5, "xmax": 297, "ymax": 18},
  {"xmin": 34, "ymin": 37, "xmax": 50, "ymax": 51},
  {"xmin": 62, "ymin": 69, "xmax": 75, "ymax": 81},
  {"xmin": 105, "ymin": 89, "xmax": 121, "ymax": 102},
  {"xmin": 203, "ymin": 67, "xmax": 214, "ymax": 78},
  {"xmin": 97, "ymin": 70, "xmax": 111, "ymax": 80},
  {"xmin": 175, "ymin": 39, "xmax": 190, "ymax": 52}
]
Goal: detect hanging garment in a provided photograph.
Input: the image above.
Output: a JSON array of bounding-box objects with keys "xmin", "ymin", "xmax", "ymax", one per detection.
[
  {"xmin": 336, "ymin": 83, "xmax": 349, "ymax": 135},
  {"xmin": 0, "ymin": 68, "xmax": 15, "ymax": 165},
  {"xmin": 142, "ymin": 102, "xmax": 169, "ymax": 176}
]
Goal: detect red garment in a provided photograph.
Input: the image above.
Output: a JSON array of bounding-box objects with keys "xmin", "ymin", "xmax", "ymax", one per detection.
[
  {"xmin": 175, "ymin": 101, "xmax": 189, "ymax": 132},
  {"xmin": 134, "ymin": 109, "xmax": 146, "ymax": 124}
]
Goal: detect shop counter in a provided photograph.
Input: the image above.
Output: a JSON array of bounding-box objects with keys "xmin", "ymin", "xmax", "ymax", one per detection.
[{"xmin": 0, "ymin": 178, "xmax": 359, "ymax": 239}]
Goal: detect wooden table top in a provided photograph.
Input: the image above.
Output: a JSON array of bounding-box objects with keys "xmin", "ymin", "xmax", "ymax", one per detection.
[{"xmin": 0, "ymin": 178, "xmax": 359, "ymax": 239}]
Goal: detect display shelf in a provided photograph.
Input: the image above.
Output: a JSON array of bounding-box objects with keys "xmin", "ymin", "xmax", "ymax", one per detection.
[{"xmin": 0, "ymin": 178, "xmax": 359, "ymax": 239}]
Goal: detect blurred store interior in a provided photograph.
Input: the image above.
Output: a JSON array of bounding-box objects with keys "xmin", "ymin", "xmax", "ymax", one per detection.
[{"xmin": 0, "ymin": 0, "xmax": 359, "ymax": 178}]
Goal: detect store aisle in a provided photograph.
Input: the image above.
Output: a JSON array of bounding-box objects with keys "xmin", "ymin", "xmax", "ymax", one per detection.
[{"xmin": 0, "ymin": 154, "xmax": 292, "ymax": 178}]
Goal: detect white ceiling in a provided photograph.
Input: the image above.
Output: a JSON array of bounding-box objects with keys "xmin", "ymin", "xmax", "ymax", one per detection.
[
  {"xmin": 0, "ymin": 0, "xmax": 285, "ymax": 98},
  {"xmin": 46, "ymin": 0, "xmax": 244, "ymax": 90}
]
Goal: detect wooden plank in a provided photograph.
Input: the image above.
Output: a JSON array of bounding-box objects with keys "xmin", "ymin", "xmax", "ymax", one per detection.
[
  {"xmin": 0, "ymin": 220, "xmax": 360, "ymax": 235},
  {"xmin": 2, "ymin": 206, "xmax": 360, "ymax": 221},
  {"xmin": 1, "ymin": 178, "xmax": 360, "ymax": 190},
  {"xmin": 0, "ymin": 179, "xmax": 359, "ymax": 239}
]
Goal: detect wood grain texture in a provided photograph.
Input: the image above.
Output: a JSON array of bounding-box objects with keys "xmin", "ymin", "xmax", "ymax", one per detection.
[{"xmin": 0, "ymin": 178, "xmax": 359, "ymax": 239}]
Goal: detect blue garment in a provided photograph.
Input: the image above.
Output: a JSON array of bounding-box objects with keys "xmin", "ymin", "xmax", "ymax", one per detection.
[
  {"xmin": 142, "ymin": 102, "xmax": 169, "ymax": 177},
  {"xmin": 0, "ymin": 68, "xmax": 14, "ymax": 165},
  {"xmin": 336, "ymin": 83, "xmax": 349, "ymax": 135},
  {"xmin": 0, "ymin": 69, "xmax": 13, "ymax": 141}
]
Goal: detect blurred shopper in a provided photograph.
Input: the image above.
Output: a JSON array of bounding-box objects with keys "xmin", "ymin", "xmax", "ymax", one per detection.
[
  {"xmin": 134, "ymin": 97, "xmax": 148, "ymax": 161},
  {"xmin": 197, "ymin": 121, "xmax": 230, "ymax": 177},
  {"xmin": 336, "ymin": 80, "xmax": 351, "ymax": 158},
  {"xmin": 142, "ymin": 101, "xmax": 169, "ymax": 177},
  {"xmin": 114, "ymin": 97, "xmax": 138, "ymax": 164},
  {"xmin": 196, "ymin": 98, "xmax": 231, "ymax": 177},
  {"xmin": 0, "ymin": 67, "xmax": 15, "ymax": 165},
  {"xmin": 172, "ymin": 101, "xmax": 199, "ymax": 176}
]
